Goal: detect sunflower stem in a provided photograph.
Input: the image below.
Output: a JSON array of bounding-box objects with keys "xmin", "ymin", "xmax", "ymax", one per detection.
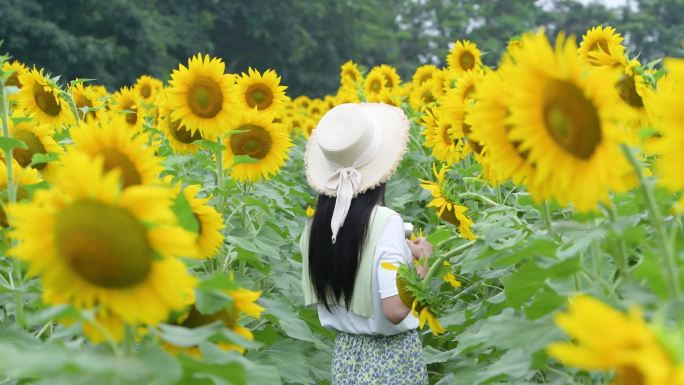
[
  {"xmin": 604, "ymin": 202, "xmax": 630, "ymax": 283},
  {"xmin": 0, "ymin": 68, "xmax": 24, "ymax": 328},
  {"xmin": 215, "ymin": 136, "xmax": 225, "ymax": 213},
  {"xmin": 460, "ymin": 192, "xmax": 498, "ymax": 207},
  {"xmin": 63, "ymin": 88, "xmax": 81, "ymax": 122},
  {"xmin": 621, "ymin": 144, "xmax": 679, "ymax": 298},
  {"xmin": 541, "ymin": 200, "xmax": 554, "ymax": 236},
  {"xmin": 421, "ymin": 240, "xmax": 476, "ymax": 288}
]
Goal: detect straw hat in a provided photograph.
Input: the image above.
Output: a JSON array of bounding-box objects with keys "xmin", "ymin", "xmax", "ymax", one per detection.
[{"xmin": 305, "ymin": 102, "xmax": 409, "ymax": 242}]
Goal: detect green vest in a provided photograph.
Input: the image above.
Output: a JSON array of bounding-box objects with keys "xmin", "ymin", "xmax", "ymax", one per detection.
[{"xmin": 300, "ymin": 205, "xmax": 398, "ymax": 318}]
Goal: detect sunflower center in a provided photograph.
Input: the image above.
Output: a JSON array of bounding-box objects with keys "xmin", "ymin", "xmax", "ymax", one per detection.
[
  {"xmin": 463, "ymin": 85, "xmax": 476, "ymax": 102},
  {"xmin": 614, "ymin": 365, "xmax": 645, "ymax": 385},
  {"xmin": 181, "ymin": 305, "xmax": 237, "ymax": 329},
  {"xmin": 140, "ymin": 84, "xmax": 152, "ymax": 99},
  {"xmin": 12, "ymin": 129, "xmax": 47, "ymax": 169},
  {"xmin": 75, "ymin": 94, "xmax": 97, "ymax": 121},
  {"xmin": 370, "ymin": 79, "xmax": 382, "ymax": 93},
  {"xmin": 589, "ymin": 38, "xmax": 611, "ymax": 54},
  {"xmin": 459, "ymin": 52, "xmax": 476, "ymax": 71},
  {"xmin": 101, "ymin": 148, "xmax": 142, "ymax": 187},
  {"xmin": 32, "ymin": 83, "xmax": 61, "ymax": 117},
  {"xmin": 440, "ymin": 123, "xmax": 452, "ymax": 146},
  {"xmin": 617, "ymin": 74, "xmax": 644, "ymax": 108},
  {"xmin": 169, "ymin": 118, "xmax": 203, "ymax": 144},
  {"xmin": 439, "ymin": 205, "xmax": 461, "ymax": 227},
  {"xmin": 229, "ymin": 124, "xmax": 273, "ymax": 160},
  {"xmin": 384, "ymin": 75, "xmax": 395, "ymax": 89},
  {"xmin": 7, "ymin": 72, "xmax": 21, "ymax": 88},
  {"xmin": 188, "ymin": 76, "xmax": 224, "ymax": 118},
  {"xmin": 345, "ymin": 70, "xmax": 358, "ymax": 82},
  {"xmin": 120, "ymin": 99, "xmax": 138, "ymax": 126},
  {"xmin": 246, "ymin": 84, "xmax": 274, "ymax": 110},
  {"xmin": 54, "ymin": 200, "xmax": 152, "ymax": 288},
  {"xmin": 543, "ymin": 79, "xmax": 601, "ymax": 160}
]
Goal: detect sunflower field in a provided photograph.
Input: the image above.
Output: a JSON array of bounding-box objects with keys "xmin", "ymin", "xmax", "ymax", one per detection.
[{"xmin": 1, "ymin": 24, "xmax": 684, "ymax": 385}]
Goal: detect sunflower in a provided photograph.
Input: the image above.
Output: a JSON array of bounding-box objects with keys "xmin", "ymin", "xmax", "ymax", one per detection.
[
  {"xmin": 9, "ymin": 117, "xmax": 64, "ymax": 182},
  {"xmin": 340, "ymin": 60, "xmax": 362, "ymax": 88},
  {"xmin": 652, "ymin": 58, "xmax": 684, "ymax": 209},
  {"xmin": 182, "ymin": 184, "xmax": 224, "ymax": 259},
  {"xmin": 364, "ymin": 66, "xmax": 387, "ymax": 100},
  {"xmin": 236, "ymin": 67, "xmax": 288, "ymax": 116},
  {"xmin": 506, "ymin": 32, "xmax": 632, "ymax": 212},
  {"xmin": 422, "ymin": 106, "xmax": 467, "ymax": 163},
  {"xmin": 430, "ymin": 69, "xmax": 448, "ymax": 98},
  {"xmin": 409, "ymin": 82, "xmax": 437, "ymax": 111},
  {"xmin": 307, "ymin": 99, "xmax": 326, "ymax": 120},
  {"xmin": 0, "ymin": 159, "xmax": 42, "ymax": 228},
  {"xmin": 16, "ymin": 68, "xmax": 74, "ymax": 128},
  {"xmin": 223, "ymin": 110, "xmax": 293, "ymax": 182},
  {"xmin": 159, "ymin": 103, "xmax": 204, "ymax": 154},
  {"xmin": 446, "ymin": 40, "xmax": 482, "ymax": 75},
  {"xmin": 69, "ymin": 83, "xmax": 106, "ymax": 122},
  {"xmin": 547, "ymin": 295, "xmax": 684, "ymax": 385},
  {"xmin": 7, "ymin": 152, "xmax": 199, "ymax": 326},
  {"xmin": 419, "ymin": 164, "xmax": 476, "ymax": 240},
  {"xmin": 3, "ymin": 60, "xmax": 27, "ymax": 103},
  {"xmin": 578, "ymin": 25, "xmax": 626, "ymax": 67},
  {"xmin": 412, "ymin": 64, "xmax": 438, "ymax": 88},
  {"xmin": 67, "ymin": 115, "xmax": 163, "ymax": 188},
  {"xmin": 133, "ymin": 75, "xmax": 163, "ymax": 104},
  {"xmin": 374, "ymin": 88, "xmax": 403, "ymax": 106},
  {"xmin": 616, "ymin": 58, "xmax": 654, "ymax": 139},
  {"xmin": 167, "ymin": 54, "xmax": 238, "ymax": 140},
  {"xmin": 170, "ymin": 285, "xmax": 264, "ymax": 356},
  {"xmin": 439, "ymin": 88, "xmax": 483, "ymax": 156},
  {"xmin": 335, "ymin": 86, "xmax": 360, "ymax": 105},
  {"xmin": 294, "ymin": 95, "xmax": 312, "ymax": 111},
  {"xmin": 110, "ymin": 86, "xmax": 144, "ymax": 133},
  {"xmin": 378, "ymin": 64, "xmax": 401, "ymax": 90},
  {"xmin": 453, "ymin": 69, "xmax": 484, "ymax": 104},
  {"xmin": 467, "ymin": 68, "xmax": 536, "ymax": 185}
]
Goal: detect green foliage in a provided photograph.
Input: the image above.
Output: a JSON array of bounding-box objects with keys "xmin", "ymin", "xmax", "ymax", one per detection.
[{"xmin": 1, "ymin": 0, "xmax": 682, "ymax": 96}]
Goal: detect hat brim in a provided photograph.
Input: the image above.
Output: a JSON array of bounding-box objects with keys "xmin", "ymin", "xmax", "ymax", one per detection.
[{"xmin": 305, "ymin": 103, "xmax": 410, "ymax": 197}]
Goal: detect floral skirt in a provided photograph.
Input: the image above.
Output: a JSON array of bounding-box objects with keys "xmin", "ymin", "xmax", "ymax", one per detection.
[{"xmin": 331, "ymin": 329, "xmax": 429, "ymax": 385}]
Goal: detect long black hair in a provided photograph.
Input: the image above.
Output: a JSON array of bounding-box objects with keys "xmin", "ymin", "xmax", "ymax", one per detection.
[{"xmin": 308, "ymin": 184, "xmax": 386, "ymax": 312}]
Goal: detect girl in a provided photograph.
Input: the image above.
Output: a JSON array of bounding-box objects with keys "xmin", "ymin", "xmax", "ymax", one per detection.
[{"xmin": 300, "ymin": 102, "xmax": 432, "ymax": 384}]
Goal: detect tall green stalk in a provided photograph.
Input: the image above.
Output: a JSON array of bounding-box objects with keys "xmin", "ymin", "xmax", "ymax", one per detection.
[
  {"xmin": 621, "ymin": 144, "xmax": 679, "ymax": 298},
  {"xmin": 421, "ymin": 240, "xmax": 476, "ymax": 287}
]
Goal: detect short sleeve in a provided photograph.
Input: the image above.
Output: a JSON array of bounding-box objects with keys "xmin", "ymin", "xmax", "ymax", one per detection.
[{"xmin": 376, "ymin": 215, "xmax": 413, "ymax": 299}]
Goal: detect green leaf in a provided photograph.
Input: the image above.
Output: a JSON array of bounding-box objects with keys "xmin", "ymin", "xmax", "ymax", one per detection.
[
  {"xmin": 232, "ymin": 155, "xmax": 260, "ymax": 165},
  {"xmin": 0, "ymin": 137, "xmax": 27, "ymax": 152},
  {"xmin": 172, "ymin": 191, "xmax": 200, "ymax": 233},
  {"xmin": 196, "ymin": 139, "xmax": 225, "ymax": 153},
  {"xmin": 29, "ymin": 152, "xmax": 59, "ymax": 168}
]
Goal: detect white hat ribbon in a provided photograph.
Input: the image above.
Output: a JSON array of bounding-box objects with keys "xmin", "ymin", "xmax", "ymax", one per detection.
[{"xmin": 323, "ymin": 119, "xmax": 382, "ymax": 244}]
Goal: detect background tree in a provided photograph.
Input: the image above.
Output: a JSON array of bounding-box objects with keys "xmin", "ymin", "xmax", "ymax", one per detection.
[{"xmin": 1, "ymin": 0, "xmax": 682, "ymax": 96}]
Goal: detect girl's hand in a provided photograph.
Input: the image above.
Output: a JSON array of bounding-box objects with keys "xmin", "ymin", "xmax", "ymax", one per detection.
[{"xmin": 406, "ymin": 237, "xmax": 432, "ymax": 279}]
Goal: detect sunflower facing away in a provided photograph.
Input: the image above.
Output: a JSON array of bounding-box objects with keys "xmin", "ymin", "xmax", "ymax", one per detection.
[
  {"xmin": 9, "ymin": 117, "xmax": 64, "ymax": 182},
  {"xmin": 236, "ymin": 67, "xmax": 288, "ymax": 116},
  {"xmin": 505, "ymin": 32, "xmax": 632, "ymax": 212},
  {"xmin": 66, "ymin": 115, "xmax": 163, "ymax": 188},
  {"xmin": 223, "ymin": 110, "xmax": 293, "ymax": 182},
  {"xmin": 7, "ymin": 152, "xmax": 199, "ymax": 327},
  {"xmin": 547, "ymin": 295, "xmax": 684, "ymax": 385},
  {"xmin": 69, "ymin": 83, "xmax": 106, "ymax": 122},
  {"xmin": 340, "ymin": 60, "xmax": 363, "ymax": 89},
  {"xmin": 578, "ymin": 25, "xmax": 626, "ymax": 67},
  {"xmin": 182, "ymin": 184, "xmax": 224, "ymax": 259},
  {"xmin": 447, "ymin": 40, "xmax": 482, "ymax": 75},
  {"xmin": 17, "ymin": 68, "xmax": 74, "ymax": 128},
  {"xmin": 419, "ymin": 164, "xmax": 476, "ymax": 240},
  {"xmin": 167, "ymin": 53, "xmax": 238, "ymax": 140}
]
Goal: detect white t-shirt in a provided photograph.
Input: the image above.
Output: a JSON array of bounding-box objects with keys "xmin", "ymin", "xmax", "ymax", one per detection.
[{"xmin": 317, "ymin": 214, "xmax": 420, "ymax": 335}]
